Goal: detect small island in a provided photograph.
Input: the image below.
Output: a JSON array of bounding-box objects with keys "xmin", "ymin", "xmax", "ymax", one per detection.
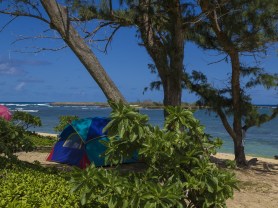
[{"xmin": 50, "ymin": 101, "xmax": 206, "ymax": 109}]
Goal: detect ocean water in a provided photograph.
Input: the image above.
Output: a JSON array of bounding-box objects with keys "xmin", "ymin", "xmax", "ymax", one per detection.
[{"xmin": 1, "ymin": 102, "xmax": 277, "ymax": 158}]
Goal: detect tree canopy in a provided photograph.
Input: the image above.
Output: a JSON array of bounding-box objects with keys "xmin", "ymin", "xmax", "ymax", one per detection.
[
  {"xmin": 0, "ymin": 0, "xmax": 277, "ymax": 166},
  {"xmin": 184, "ymin": 0, "xmax": 278, "ymax": 166}
]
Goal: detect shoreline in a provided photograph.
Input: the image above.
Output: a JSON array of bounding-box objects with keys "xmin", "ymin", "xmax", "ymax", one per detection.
[
  {"xmin": 36, "ymin": 132, "xmax": 278, "ymax": 163},
  {"xmin": 49, "ymin": 102, "xmax": 204, "ymax": 109},
  {"xmin": 37, "ymin": 132, "xmax": 58, "ymax": 137},
  {"xmin": 214, "ymin": 152, "xmax": 278, "ymax": 165},
  {"xmin": 49, "ymin": 102, "xmax": 277, "ymax": 109}
]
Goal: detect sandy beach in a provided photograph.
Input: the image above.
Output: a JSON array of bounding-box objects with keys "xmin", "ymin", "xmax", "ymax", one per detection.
[
  {"xmin": 14, "ymin": 148, "xmax": 278, "ymax": 208},
  {"xmin": 14, "ymin": 132, "xmax": 278, "ymax": 207},
  {"xmin": 219, "ymin": 153, "xmax": 278, "ymax": 208},
  {"xmin": 214, "ymin": 153, "xmax": 278, "ymax": 208}
]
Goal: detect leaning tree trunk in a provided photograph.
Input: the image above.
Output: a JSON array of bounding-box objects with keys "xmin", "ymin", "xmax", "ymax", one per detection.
[
  {"xmin": 40, "ymin": 0, "xmax": 126, "ymax": 103},
  {"xmin": 230, "ymin": 51, "xmax": 247, "ymax": 166},
  {"xmin": 137, "ymin": 0, "xmax": 184, "ymax": 117}
]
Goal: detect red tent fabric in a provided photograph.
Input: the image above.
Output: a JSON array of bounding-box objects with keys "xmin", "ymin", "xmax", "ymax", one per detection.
[{"xmin": 0, "ymin": 105, "xmax": 12, "ymax": 121}]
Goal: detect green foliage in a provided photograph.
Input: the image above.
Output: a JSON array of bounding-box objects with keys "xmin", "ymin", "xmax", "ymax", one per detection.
[
  {"xmin": 187, "ymin": 0, "xmax": 278, "ymax": 150},
  {"xmin": 12, "ymin": 111, "xmax": 42, "ymax": 130},
  {"xmin": 54, "ymin": 115, "xmax": 79, "ymax": 133},
  {"xmin": 246, "ymin": 72, "xmax": 278, "ymax": 89},
  {"xmin": 27, "ymin": 133, "xmax": 57, "ymax": 147},
  {"xmin": 71, "ymin": 102, "xmax": 238, "ymax": 207},
  {"xmin": 0, "ymin": 156, "xmax": 85, "ymax": 208},
  {"xmin": 187, "ymin": 0, "xmax": 278, "ymax": 131},
  {"xmin": 0, "ymin": 111, "xmax": 43, "ymax": 158},
  {"xmin": 185, "ymin": 70, "xmax": 278, "ymax": 130},
  {"xmin": 194, "ymin": 0, "xmax": 278, "ymax": 52},
  {"xmin": 71, "ymin": 165, "xmax": 184, "ymax": 208},
  {"xmin": 225, "ymin": 160, "xmax": 237, "ymax": 169},
  {"xmin": 0, "ymin": 119, "xmax": 33, "ymax": 158},
  {"xmin": 244, "ymin": 105, "xmax": 278, "ymax": 129}
]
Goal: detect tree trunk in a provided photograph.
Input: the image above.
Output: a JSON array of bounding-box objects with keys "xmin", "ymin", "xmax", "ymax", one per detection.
[
  {"xmin": 199, "ymin": 1, "xmax": 248, "ymax": 167},
  {"xmin": 137, "ymin": 0, "xmax": 184, "ymax": 116},
  {"xmin": 234, "ymin": 137, "xmax": 246, "ymax": 166},
  {"xmin": 164, "ymin": 0, "xmax": 184, "ymax": 108},
  {"xmin": 230, "ymin": 51, "xmax": 247, "ymax": 166},
  {"xmin": 40, "ymin": 0, "xmax": 126, "ymax": 103},
  {"xmin": 163, "ymin": 76, "xmax": 182, "ymax": 107}
]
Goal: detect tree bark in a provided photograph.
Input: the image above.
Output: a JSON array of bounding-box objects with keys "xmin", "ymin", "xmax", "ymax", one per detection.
[
  {"xmin": 40, "ymin": 0, "xmax": 126, "ymax": 103},
  {"xmin": 162, "ymin": 75, "xmax": 182, "ymax": 107},
  {"xmin": 137, "ymin": 0, "xmax": 184, "ymax": 114},
  {"xmin": 199, "ymin": 0, "xmax": 247, "ymax": 166},
  {"xmin": 164, "ymin": 0, "xmax": 184, "ymax": 108},
  {"xmin": 230, "ymin": 51, "xmax": 247, "ymax": 166},
  {"xmin": 234, "ymin": 138, "xmax": 246, "ymax": 166}
]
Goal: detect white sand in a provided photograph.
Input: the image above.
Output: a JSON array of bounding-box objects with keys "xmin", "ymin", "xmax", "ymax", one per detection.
[
  {"xmin": 37, "ymin": 132, "xmax": 58, "ymax": 137},
  {"xmin": 15, "ymin": 134, "xmax": 278, "ymax": 208}
]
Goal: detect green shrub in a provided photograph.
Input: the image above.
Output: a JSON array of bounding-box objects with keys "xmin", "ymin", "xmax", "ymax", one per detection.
[
  {"xmin": 71, "ymin": 102, "xmax": 238, "ymax": 208},
  {"xmin": 54, "ymin": 115, "xmax": 79, "ymax": 133},
  {"xmin": 27, "ymin": 133, "xmax": 57, "ymax": 147},
  {"xmin": 0, "ymin": 169, "xmax": 80, "ymax": 207},
  {"xmin": 0, "ymin": 156, "xmax": 104, "ymax": 208},
  {"xmin": 12, "ymin": 111, "xmax": 42, "ymax": 130},
  {"xmin": 0, "ymin": 112, "xmax": 43, "ymax": 158},
  {"xmin": 0, "ymin": 119, "xmax": 33, "ymax": 158},
  {"xmin": 225, "ymin": 160, "xmax": 237, "ymax": 169}
]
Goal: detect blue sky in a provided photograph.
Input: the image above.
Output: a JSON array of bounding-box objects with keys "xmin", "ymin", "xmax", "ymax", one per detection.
[{"xmin": 0, "ymin": 12, "xmax": 277, "ymax": 104}]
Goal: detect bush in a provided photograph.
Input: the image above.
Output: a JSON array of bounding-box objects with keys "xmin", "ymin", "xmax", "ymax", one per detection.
[
  {"xmin": 27, "ymin": 133, "xmax": 57, "ymax": 147},
  {"xmin": 54, "ymin": 115, "xmax": 79, "ymax": 133},
  {"xmin": 0, "ymin": 112, "xmax": 42, "ymax": 158},
  {"xmin": 0, "ymin": 119, "xmax": 33, "ymax": 158},
  {"xmin": 0, "ymin": 156, "xmax": 104, "ymax": 208},
  {"xmin": 12, "ymin": 111, "xmax": 42, "ymax": 130},
  {"xmin": 71, "ymin": 102, "xmax": 238, "ymax": 208},
  {"xmin": 0, "ymin": 169, "xmax": 80, "ymax": 207}
]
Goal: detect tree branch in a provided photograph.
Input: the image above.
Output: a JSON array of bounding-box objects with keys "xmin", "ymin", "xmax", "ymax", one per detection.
[
  {"xmin": 13, "ymin": 45, "xmax": 68, "ymax": 53},
  {"xmin": 207, "ymin": 55, "xmax": 228, "ymax": 65},
  {"xmin": 216, "ymin": 108, "xmax": 236, "ymax": 140},
  {"xmin": 11, "ymin": 34, "xmax": 63, "ymax": 45},
  {"xmin": 0, "ymin": 10, "xmax": 50, "ymax": 25},
  {"xmin": 0, "ymin": 16, "xmax": 17, "ymax": 32}
]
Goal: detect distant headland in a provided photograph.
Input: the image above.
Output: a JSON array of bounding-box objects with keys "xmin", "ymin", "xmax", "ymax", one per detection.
[
  {"xmin": 50, "ymin": 102, "xmax": 277, "ymax": 109},
  {"xmin": 49, "ymin": 101, "xmax": 206, "ymax": 109}
]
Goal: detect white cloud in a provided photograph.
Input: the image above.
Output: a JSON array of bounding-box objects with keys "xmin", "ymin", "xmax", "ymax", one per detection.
[
  {"xmin": 15, "ymin": 82, "xmax": 26, "ymax": 91},
  {"xmin": 0, "ymin": 63, "xmax": 24, "ymax": 75}
]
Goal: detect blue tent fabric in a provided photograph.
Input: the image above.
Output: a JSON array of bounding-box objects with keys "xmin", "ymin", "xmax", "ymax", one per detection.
[
  {"xmin": 47, "ymin": 117, "xmax": 137, "ymax": 168},
  {"xmin": 50, "ymin": 140, "xmax": 85, "ymax": 167},
  {"xmin": 86, "ymin": 117, "xmax": 110, "ymax": 142},
  {"xmin": 85, "ymin": 136, "xmax": 110, "ymax": 166},
  {"xmin": 70, "ymin": 118, "xmax": 93, "ymax": 142}
]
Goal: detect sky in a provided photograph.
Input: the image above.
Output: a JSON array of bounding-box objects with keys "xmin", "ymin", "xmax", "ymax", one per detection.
[{"xmin": 0, "ymin": 8, "xmax": 277, "ymax": 104}]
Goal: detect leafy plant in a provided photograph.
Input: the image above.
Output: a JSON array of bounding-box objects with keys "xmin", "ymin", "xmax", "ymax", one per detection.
[
  {"xmin": 71, "ymin": 165, "xmax": 184, "ymax": 208},
  {"xmin": 27, "ymin": 133, "xmax": 57, "ymax": 147},
  {"xmin": 225, "ymin": 160, "xmax": 237, "ymax": 169},
  {"xmin": 0, "ymin": 156, "xmax": 94, "ymax": 208},
  {"xmin": 0, "ymin": 111, "xmax": 43, "ymax": 158},
  {"xmin": 54, "ymin": 115, "xmax": 79, "ymax": 133},
  {"xmin": 71, "ymin": 102, "xmax": 238, "ymax": 207},
  {"xmin": 0, "ymin": 118, "xmax": 33, "ymax": 158},
  {"xmin": 12, "ymin": 111, "xmax": 42, "ymax": 130}
]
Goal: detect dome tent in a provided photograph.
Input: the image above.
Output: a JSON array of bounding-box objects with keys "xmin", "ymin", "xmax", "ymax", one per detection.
[{"xmin": 47, "ymin": 117, "xmax": 137, "ymax": 168}]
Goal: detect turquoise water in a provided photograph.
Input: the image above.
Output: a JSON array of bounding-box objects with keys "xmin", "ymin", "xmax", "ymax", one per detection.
[{"xmin": 2, "ymin": 102, "xmax": 277, "ymax": 158}]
